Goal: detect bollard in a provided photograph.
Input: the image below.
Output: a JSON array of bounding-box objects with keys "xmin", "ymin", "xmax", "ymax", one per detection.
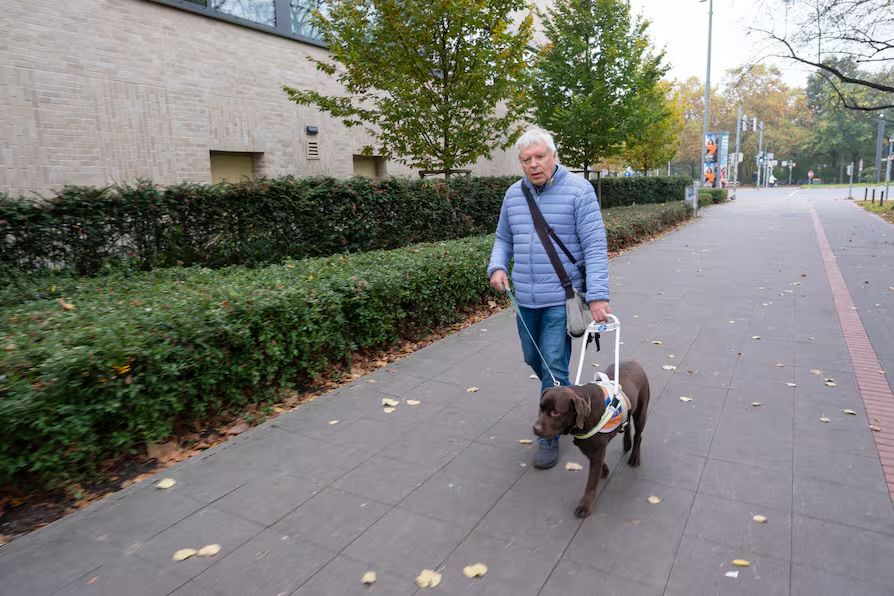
[
  {"xmin": 872, "ymin": 189, "xmax": 876, "ymax": 203},
  {"xmin": 864, "ymin": 188, "xmax": 869, "ymax": 201},
  {"xmin": 882, "ymin": 191, "xmax": 886, "ymax": 206}
]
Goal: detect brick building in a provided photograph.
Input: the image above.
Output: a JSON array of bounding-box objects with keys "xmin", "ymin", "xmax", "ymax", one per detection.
[{"xmin": 0, "ymin": 0, "xmax": 526, "ymax": 196}]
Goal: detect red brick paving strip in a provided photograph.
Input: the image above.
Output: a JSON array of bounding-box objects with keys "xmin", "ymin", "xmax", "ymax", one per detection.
[{"xmin": 810, "ymin": 206, "xmax": 894, "ymax": 500}]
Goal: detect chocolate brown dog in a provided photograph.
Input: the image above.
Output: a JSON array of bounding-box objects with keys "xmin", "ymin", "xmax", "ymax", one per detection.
[{"xmin": 533, "ymin": 360, "xmax": 650, "ymax": 518}]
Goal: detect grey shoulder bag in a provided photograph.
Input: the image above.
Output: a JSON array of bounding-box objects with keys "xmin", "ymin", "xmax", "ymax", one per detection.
[{"xmin": 521, "ymin": 183, "xmax": 592, "ymax": 338}]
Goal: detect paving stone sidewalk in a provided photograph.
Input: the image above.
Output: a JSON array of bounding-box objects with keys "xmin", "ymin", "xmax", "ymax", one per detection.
[{"xmin": 2, "ymin": 187, "xmax": 893, "ymax": 596}]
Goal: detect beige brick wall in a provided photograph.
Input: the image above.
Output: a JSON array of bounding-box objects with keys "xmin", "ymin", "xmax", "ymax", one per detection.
[{"xmin": 0, "ymin": 0, "xmax": 523, "ymax": 196}]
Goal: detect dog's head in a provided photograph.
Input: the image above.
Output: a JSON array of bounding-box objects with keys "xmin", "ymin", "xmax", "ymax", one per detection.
[{"xmin": 533, "ymin": 386, "xmax": 591, "ymax": 439}]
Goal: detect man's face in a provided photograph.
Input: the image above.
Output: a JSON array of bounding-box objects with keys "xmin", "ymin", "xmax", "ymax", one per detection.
[{"xmin": 519, "ymin": 142, "xmax": 557, "ymax": 186}]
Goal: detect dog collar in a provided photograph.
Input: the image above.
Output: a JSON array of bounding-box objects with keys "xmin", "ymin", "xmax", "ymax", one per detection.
[{"xmin": 573, "ymin": 382, "xmax": 629, "ymax": 440}]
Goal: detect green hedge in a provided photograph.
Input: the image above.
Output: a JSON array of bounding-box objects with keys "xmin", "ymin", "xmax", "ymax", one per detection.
[
  {"xmin": 698, "ymin": 188, "xmax": 729, "ymax": 205},
  {"xmin": 0, "ymin": 202, "xmax": 693, "ymax": 490},
  {"xmin": 0, "ymin": 175, "xmax": 688, "ymax": 277}
]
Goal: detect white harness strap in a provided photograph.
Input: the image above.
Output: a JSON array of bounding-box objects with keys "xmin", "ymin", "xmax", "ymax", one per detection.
[{"xmin": 573, "ymin": 375, "xmax": 631, "ymax": 440}]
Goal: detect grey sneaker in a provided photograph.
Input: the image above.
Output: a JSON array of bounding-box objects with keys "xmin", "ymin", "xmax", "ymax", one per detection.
[{"xmin": 533, "ymin": 437, "xmax": 559, "ymax": 469}]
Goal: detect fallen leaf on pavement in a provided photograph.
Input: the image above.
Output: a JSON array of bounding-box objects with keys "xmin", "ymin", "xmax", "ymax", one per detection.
[
  {"xmin": 406, "ymin": 399, "xmax": 421, "ymax": 406},
  {"xmin": 366, "ymin": 379, "xmax": 378, "ymax": 384},
  {"xmin": 565, "ymin": 462, "xmax": 584, "ymax": 471},
  {"xmin": 466, "ymin": 386, "xmax": 479, "ymax": 393},
  {"xmin": 870, "ymin": 425, "xmax": 882, "ymax": 432},
  {"xmin": 725, "ymin": 571, "xmax": 739, "ymax": 579},
  {"xmin": 825, "ymin": 381, "xmax": 837, "ymax": 387},
  {"xmin": 786, "ymin": 383, "xmax": 797, "ymax": 387},
  {"xmin": 842, "ymin": 409, "xmax": 856, "ymax": 415},
  {"xmin": 652, "ymin": 340, "xmax": 663, "ymax": 345},
  {"xmin": 732, "ymin": 559, "xmax": 751, "ymax": 567},
  {"xmin": 529, "ymin": 374, "xmax": 538, "ymax": 379},
  {"xmin": 383, "ymin": 407, "xmax": 396, "ymax": 414},
  {"xmin": 662, "ymin": 365, "xmax": 677, "ymax": 371},
  {"xmin": 172, "ymin": 548, "xmax": 197, "ymax": 561},
  {"xmin": 381, "ymin": 398, "xmax": 399, "ymax": 407},
  {"xmin": 197, "ymin": 544, "xmax": 221, "ymax": 557},
  {"xmin": 776, "ymin": 363, "xmax": 785, "ymax": 367},
  {"xmin": 155, "ymin": 478, "xmax": 176, "ymax": 489},
  {"xmin": 361, "ymin": 571, "xmax": 377, "ymax": 585},
  {"xmin": 810, "ymin": 369, "xmax": 823, "ymax": 375},
  {"xmin": 224, "ymin": 421, "xmax": 249, "ymax": 436},
  {"xmin": 86, "ymin": 577, "xmax": 98, "ymax": 584},
  {"xmin": 647, "ymin": 495, "xmax": 661, "ymax": 505},
  {"xmin": 752, "ymin": 402, "xmax": 762, "ymax": 407},
  {"xmin": 463, "ymin": 563, "xmax": 488, "ymax": 578},
  {"xmin": 329, "ymin": 420, "xmax": 340, "ymax": 425},
  {"xmin": 753, "ymin": 515, "xmax": 768, "ymax": 523},
  {"xmin": 679, "ymin": 396, "xmax": 693, "ymax": 402},
  {"xmin": 753, "ymin": 336, "xmax": 761, "ymax": 340},
  {"xmin": 518, "ymin": 439, "xmax": 533, "ymax": 445},
  {"xmin": 415, "ymin": 569, "xmax": 442, "ymax": 589},
  {"xmin": 820, "ymin": 415, "xmax": 831, "ymax": 423}
]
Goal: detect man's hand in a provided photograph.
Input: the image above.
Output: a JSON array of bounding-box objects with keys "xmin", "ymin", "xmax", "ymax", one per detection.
[
  {"xmin": 589, "ymin": 300, "xmax": 611, "ymax": 323},
  {"xmin": 489, "ymin": 270, "xmax": 510, "ymax": 292}
]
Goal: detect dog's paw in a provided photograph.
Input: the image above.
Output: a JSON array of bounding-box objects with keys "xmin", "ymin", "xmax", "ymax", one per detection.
[
  {"xmin": 627, "ymin": 452, "xmax": 641, "ymax": 467},
  {"xmin": 574, "ymin": 502, "xmax": 593, "ymax": 518}
]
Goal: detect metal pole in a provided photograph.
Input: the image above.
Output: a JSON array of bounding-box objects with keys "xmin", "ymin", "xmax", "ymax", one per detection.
[
  {"xmin": 848, "ymin": 162, "xmax": 854, "ymax": 199},
  {"xmin": 732, "ymin": 104, "xmax": 742, "ymax": 199},
  {"xmin": 875, "ymin": 113, "xmax": 886, "ymax": 183},
  {"xmin": 789, "ymin": 162, "xmax": 793, "ymax": 185},
  {"xmin": 756, "ymin": 122, "xmax": 764, "ymax": 190}
]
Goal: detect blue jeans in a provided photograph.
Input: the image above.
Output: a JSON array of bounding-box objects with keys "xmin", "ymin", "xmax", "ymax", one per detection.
[{"xmin": 516, "ymin": 304, "xmax": 572, "ymax": 393}]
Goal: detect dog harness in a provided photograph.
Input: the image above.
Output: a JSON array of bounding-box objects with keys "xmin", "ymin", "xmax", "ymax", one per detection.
[{"xmin": 573, "ymin": 374, "xmax": 631, "ymax": 440}]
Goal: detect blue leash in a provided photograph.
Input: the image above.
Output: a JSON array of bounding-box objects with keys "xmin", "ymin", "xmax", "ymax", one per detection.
[{"xmin": 504, "ymin": 289, "xmax": 560, "ymax": 387}]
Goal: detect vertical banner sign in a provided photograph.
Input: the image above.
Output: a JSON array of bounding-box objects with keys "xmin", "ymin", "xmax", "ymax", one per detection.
[{"xmin": 703, "ymin": 131, "xmax": 730, "ymax": 188}]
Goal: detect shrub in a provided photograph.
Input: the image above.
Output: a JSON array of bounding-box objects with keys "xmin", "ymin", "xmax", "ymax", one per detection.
[
  {"xmin": 0, "ymin": 175, "xmax": 688, "ymax": 277},
  {"xmin": 698, "ymin": 188, "xmax": 728, "ymax": 205}
]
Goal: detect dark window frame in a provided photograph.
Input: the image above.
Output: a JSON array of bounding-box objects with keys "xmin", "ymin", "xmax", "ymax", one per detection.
[{"xmin": 143, "ymin": 0, "xmax": 327, "ymax": 48}]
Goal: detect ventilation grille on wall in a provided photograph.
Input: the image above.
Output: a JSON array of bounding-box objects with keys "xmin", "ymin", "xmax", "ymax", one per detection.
[{"xmin": 306, "ymin": 141, "xmax": 320, "ymax": 160}]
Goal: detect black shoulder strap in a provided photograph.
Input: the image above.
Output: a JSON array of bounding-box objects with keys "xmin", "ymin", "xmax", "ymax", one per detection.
[{"xmin": 521, "ymin": 183, "xmax": 574, "ymax": 300}]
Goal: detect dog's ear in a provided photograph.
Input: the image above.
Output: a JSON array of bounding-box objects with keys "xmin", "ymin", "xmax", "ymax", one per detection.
[{"xmin": 568, "ymin": 389, "xmax": 591, "ymax": 429}]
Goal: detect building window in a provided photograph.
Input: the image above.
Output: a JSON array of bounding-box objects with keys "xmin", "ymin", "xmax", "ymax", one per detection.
[
  {"xmin": 353, "ymin": 155, "xmax": 386, "ymax": 179},
  {"xmin": 146, "ymin": 0, "xmax": 327, "ymax": 45},
  {"xmin": 210, "ymin": 151, "xmax": 259, "ymax": 183}
]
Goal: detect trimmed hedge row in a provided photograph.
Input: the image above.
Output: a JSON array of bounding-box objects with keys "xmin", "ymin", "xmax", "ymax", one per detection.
[
  {"xmin": 698, "ymin": 188, "xmax": 729, "ymax": 205},
  {"xmin": 0, "ymin": 175, "xmax": 690, "ymax": 277},
  {"xmin": 0, "ymin": 201, "xmax": 693, "ymax": 490}
]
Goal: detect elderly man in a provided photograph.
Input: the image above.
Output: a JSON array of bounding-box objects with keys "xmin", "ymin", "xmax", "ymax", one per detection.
[{"xmin": 488, "ymin": 128, "xmax": 610, "ymax": 469}]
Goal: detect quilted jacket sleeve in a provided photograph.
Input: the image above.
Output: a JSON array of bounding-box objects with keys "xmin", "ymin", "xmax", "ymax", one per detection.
[
  {"xmin": 487, "ymin": 194, "xmax": 513, "ymax": 279},
  {"xmin": 575, "ymin": 185, "xmax": 609, "ymax": 303}
]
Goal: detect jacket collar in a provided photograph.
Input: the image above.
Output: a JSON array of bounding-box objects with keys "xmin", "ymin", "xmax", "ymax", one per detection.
[{"xmin": 523, "ymin": 164, "xmax": 567, "ymax": 194}]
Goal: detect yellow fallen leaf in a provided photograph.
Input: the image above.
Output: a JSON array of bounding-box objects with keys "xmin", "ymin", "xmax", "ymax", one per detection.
[
  {"xmin": 529, "ymin": 374, "xmax": 539, "ymax": 379},
  {"xmin": 753, "ymin": 515, "xmax": 768, "ymax": 523},
  {"xmin": 731, "ymin": 559, "xmax": 751, "ymax": 567},
  {"xmin": 752, "ymin": 402, "xmax": 762, "ymax": 407},
  {"xmin": 381, "ymin": 398, "xmax": 399, "ymax": 407},
  {"xmin": 810, "ymin": 369, "xmax": 823, "ymax": 375},
  {"xmin": 462, "ymin": 563, "xmax": 488, "ymax": 578},
  {"xmin": 197, "ymin": 544, "xmax": 221, "ymax": 557},
  {"xmin": 415, "ymin": 569, "xmax": 442, "ymax": 589},
  {"xmin": 518, "ymin": 439, "xmax": 533, "ymax": 445},
  {"xmin": 406, "ymin": 399, "xmax": 421, "ymax": 406},
  {"xmin": 870, "ymin": 425, "xmax": 882, "ymax": 432},
  {"xmin": 842, "ymin": 409, "xmax": 856, "ymax": 415},
  {"xmin": 647, "ymin": 495, "xmax": 661, "ymax": 505},
  {"xmin": 383, "ymin": 407, "xmax": 396, "ymax": 414},
  {"xmin": 155, "ymin": 478, "xmax": 176, "ymax": 489},
  {"xmin": 752, "ymin": 336, "xmax": 761, "ymax": 340},
  {"xmin": 652, "ymin": 340, "xmax": 663, "ymax": 345},
  {"xmin": 328, "ymin": 420, "xmax": 340, "ymax": 425},
  {"xmin": 565, "ymin": 462, "xmax": 584, "ymax": 471},
  {"xmin": 879, "ymin": 370, "xmax": 886, "ymax": 375},
  {"xmin": 776, "ymin": 363, "xmax": 785, "ymax": 367},
  {"xmin": 820, "ymin": 415, "xmax": 831, "ymax": 423},
  {"xmin": 786, "ymin": 383, "xmax": 797, "ymax": 387},
  {"xmin": 679, "ymin": 396, "xmax": 693, "ymax": 402},
  {"xmin": 825, "ymin": 381, "xmax": 837, "ymax": 387},
  {"xmin": 662, "ymin": 365, "xmax": 677, "ymax": 371},
  {"xmin": 172, "ymin": 548, "xmax": 197, "ymax": 561},
  {"xmin": 466, "ymin": 386, "xmax": 480, "ymax": 393},
  {"xmin": 361, "ymin": 571, "xmax": 377, "ymax": 585}
]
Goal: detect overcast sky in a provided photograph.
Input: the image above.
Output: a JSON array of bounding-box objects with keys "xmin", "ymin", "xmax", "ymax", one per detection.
[{"xmin": 630, "ymin": 0, "xmax": 812, "ymax": 90}]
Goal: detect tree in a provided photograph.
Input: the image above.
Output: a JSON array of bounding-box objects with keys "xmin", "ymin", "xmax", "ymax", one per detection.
[
  {"xmin": 621, "ymin": 82, "xmax": 683, "ymax": 174},
  {"xmin": 531, "ymin": 0, "xmax": 667, "ymax": 176},
  {"xmin": 752, "ymin": 0, "xmax": 894, "ymax": 110},
  {"xmin": 283, "ymin": 0, "xmax": 533, "ymax": 176}
]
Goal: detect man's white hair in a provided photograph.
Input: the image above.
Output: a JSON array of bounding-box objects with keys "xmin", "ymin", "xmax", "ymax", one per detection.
[{"xmin": 516, "ymin": 127, "xmax": 558, "ymax": 160}]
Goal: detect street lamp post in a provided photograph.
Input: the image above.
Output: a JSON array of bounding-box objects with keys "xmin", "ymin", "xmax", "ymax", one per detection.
[
  {"xmin": 885, "ymin": 138, "xmax": 893, "ymax": 205},
  {"xmin": 875, "ymin": 113, "xmax": 886, "ymax": 184},
  {"xmin": 731, "ymin": 104, "xmax": 744, "ymax": 200},
  {"xmin": 697, "ymin": 0, "xmax": 713, "ymax": 214},
  {"xmin": 756, "ymin": 120, "xmax": 764, "ymax": 190}
]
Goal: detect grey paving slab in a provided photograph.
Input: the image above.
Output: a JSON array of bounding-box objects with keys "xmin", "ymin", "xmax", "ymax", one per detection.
[
  {"xmin": 332, "ymin": 453, "xmax": 439, "ymax": 505},
  {"xmin": 54, "ymin": 553, "xmax": 188, "ymax": 596},
  {"xmin": 211, "ymin": 470, "xmax": 324, "ymax": 527},
  {"xmin": 291, "ymin": 554, "xmax": 418, "ymax": 596},
  {"xmin": 698, "ymin": 458, "xmax": 794, "ymax": 513},
  {"xmin": 791, "ymin": 515, "xmax": 894, "ymax": 586},
  {"xmin": 791, "ymin": 563, "xmax": 894, "ymax": 596},
  {"xmin": 538, "ymin": 559, "xmax": 666, "ymax": 596}
]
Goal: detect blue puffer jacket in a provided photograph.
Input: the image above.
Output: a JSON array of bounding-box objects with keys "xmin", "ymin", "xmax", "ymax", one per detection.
[{"xmin": 487, "ymin": 165, "xmax": 609, "ymax": 308}]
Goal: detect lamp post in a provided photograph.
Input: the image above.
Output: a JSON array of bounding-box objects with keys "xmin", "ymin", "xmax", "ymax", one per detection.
[
  {"xmin": 731, "ymin": 104, "xmax": 744, "ymax": 200},
  {"xmin": 697, "ymin": 0, "xmax": 713, "ymax": 214}
]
